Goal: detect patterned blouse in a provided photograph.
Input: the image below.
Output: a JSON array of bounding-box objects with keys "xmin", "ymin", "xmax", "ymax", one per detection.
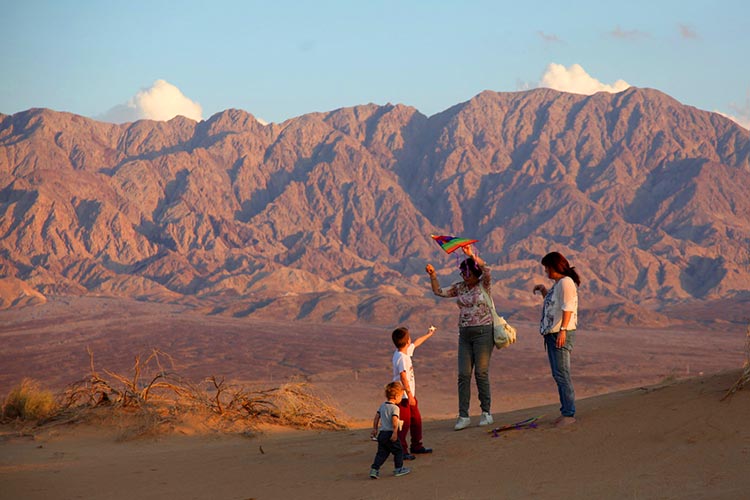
[{"xmin": 434, "ymin": 264, "xmax": 493, "ymax": 328}]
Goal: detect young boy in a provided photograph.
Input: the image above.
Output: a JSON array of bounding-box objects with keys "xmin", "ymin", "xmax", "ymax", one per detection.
[
  {"xmin": 370, "ymin": 381, "xmax": 411, "ymax": 479},
  {"xmin": 392, "ymin": 325, "xmax": 436, "ymax": 459}
]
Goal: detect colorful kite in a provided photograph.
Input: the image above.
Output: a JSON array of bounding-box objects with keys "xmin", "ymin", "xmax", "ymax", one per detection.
[{"xmin": 431, "ymin": 234, "xmax": 478, "ymax": 254}]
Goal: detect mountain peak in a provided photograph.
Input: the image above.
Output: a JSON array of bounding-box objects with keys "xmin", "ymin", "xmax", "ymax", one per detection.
[{"xmin": 1, "ymin": 89, "xmax": 749, "ymax": 326}]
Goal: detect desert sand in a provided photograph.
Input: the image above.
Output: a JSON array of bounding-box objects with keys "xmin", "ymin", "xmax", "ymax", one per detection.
[
  {"xmin": 1, "ymin": 298, "xmax": 749, "ymax": 499},
  {"xmin": 1, "ymin": 370, "xmax": 749, "ymax": 500}
]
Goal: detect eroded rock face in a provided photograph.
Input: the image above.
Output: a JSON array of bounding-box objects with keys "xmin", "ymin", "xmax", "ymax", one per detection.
[
  {"xmin": 0, "ymin": 277, "xmax": 47, "ymax": 309},
  {"xmin": 1, "ymin": 88, "xmax": 749, "ymax": 326}
]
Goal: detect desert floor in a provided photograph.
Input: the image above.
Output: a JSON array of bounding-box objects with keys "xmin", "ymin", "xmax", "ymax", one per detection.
[
  {"xmin": 1, "ymin": 370, "xmax": 749, "ymax": 500},
  {"xmin": 1, "ymin": 296, "xmax": 746, "ymax": 422},
  {"xmin": 1, "ymin": 297, "xmax": 749, "ymax": 499}
]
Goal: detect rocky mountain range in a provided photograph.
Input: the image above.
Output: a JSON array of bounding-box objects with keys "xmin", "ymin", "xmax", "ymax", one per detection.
[{"xmin": 1, "ymin": 87, "xmax": 749, "ymax": 326}]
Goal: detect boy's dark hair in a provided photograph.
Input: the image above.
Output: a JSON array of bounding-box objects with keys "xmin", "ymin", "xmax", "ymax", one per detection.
[
  {"xmin": 391, "ymin": 327, "xmax": 410, "ymax": 348},
  {"xmin": 385, "ymin": 381, "xmax": 403, "ymax": 400}
]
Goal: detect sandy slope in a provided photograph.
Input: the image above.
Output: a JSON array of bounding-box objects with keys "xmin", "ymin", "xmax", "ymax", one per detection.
[{"xmin": 1, "ymin": 370, "xmax": 748, "ymax": 500}]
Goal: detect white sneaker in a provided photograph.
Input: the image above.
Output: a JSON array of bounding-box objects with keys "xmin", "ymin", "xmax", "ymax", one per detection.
[
  {"xmin": 454, "ymin": 416, "xmax": 471, "ymax": 431},
  {"xmin": 479, "ymin": 412, "xmax": 494, "ymax": 426}
]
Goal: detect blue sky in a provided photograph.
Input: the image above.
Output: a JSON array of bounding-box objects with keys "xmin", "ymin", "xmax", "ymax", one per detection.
[{"xmin": 2, "ymin": 0, "xmax": 748, "ymax": 127}]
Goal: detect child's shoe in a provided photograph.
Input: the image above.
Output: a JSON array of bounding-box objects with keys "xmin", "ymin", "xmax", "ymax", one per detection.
[
  {"xmin": 393, "ymin": 466, "xmax": 411, "ymax": 477},
  {"xmin": 369, "ymin": 468, "xmax": 379, "ymax": 479},
  {"xmin": 479, "ymin": 412, "xmax": 494, "ymax": 426}
]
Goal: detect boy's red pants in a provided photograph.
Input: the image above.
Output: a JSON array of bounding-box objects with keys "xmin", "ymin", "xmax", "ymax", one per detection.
[{"xmin": 398, "ymin": 397, "xmax": 424, "ymax": 453}]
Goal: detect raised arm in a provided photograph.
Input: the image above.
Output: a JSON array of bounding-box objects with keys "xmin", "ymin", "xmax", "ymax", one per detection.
[
  {"xmin": 412, "ymin": 325, "xmax": 436, "ymax": 349},
  {"xmin": 425, "ymin": 264, "xmax": 442, "ymax": 295},
  {"xmin": 462, "ymin": 244, "xmax": 485, "ymax": 267},
  {"xmin": 426, "ymin": 264, "xmax": 457, "ymax": 298},
  {"xmin": 463, "ymin": 244, "xmax": 491, "ymax": 290}
]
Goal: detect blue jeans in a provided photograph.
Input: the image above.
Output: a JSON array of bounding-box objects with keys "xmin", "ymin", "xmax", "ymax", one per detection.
[
  {"xmin": 544, "ymin": 330, "xmax": 576, "ymax": 417},
  {"xmin": 371, "ymin": 431, "xmax": 404, "ymax": 470},
  {"xmin": 457, "ymin": 325, "xmax": 494, "ymax": 417}
]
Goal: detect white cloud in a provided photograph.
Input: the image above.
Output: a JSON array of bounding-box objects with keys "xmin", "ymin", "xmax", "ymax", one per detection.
[
  {"xmin": 717, "ymin": 92, "xmax": 750, "ymax": 130},
  {"xmin": 98, "ymin": 80, "xmax": 203, "ymax": 123},
  {"xmin": 516, "ymin": 78, "xmax": 533, "ymax": 91},
  {"xmin": 716, "ymin": 111, "xmax": 750, "ymax": 130},
  {"xmin": 538, "ymin": 63, "xmax": 630, "ymax": 95}
]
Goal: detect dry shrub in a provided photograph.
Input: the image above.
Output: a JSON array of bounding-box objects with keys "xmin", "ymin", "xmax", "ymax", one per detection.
[
  {"xmin": 723, "ymin": 322, "xmax": 750, "ymax": 400},
  {"xmin": 2, "ymin": 379, "xmax": 59, "ymax": 422},
  {"xmin": 48, "ymin": 349, "xmax": 348, "ymax": 439},
  {"xmin": 270, "ymin": 382, "xmax": 346, "ymax": 429}
]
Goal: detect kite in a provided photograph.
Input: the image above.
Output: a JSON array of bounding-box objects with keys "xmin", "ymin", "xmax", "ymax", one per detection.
[
  {"xmin": 488, "ymin": 415, "xmax": 543, "ymax": 437},
  {"xmin": 431, "ymin": 234, "xmax": 478, "ymax": 254}
]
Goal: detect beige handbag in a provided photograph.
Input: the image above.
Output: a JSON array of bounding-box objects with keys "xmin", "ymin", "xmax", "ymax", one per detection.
[{"xmin": 480, "ymin": 286, "xmax": 517, "ymax": 349}]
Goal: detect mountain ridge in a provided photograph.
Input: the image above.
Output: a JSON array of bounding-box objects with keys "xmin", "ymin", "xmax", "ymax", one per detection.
[{"xmin": 1, "ymin": 87, "xmax": 749, "ymax": 327}]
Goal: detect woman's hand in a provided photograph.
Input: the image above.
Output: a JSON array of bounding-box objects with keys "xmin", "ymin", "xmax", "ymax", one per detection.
[
  {"xmin": 462, "ymin": 245, "xmax": 474, "ymax": 258},
  {"xmin": 533, "ymin": 284, "xmax": 547, "ymax": 297},
  {"xmin": 426, "ymin": 264, "xmax": 441, "ymax": 294},
  {"xmin": 556, "ymin": 330, "xmax": 567, "ymax": 348}
]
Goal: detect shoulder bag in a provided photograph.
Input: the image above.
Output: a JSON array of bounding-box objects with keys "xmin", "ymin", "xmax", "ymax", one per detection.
[{"xmin": 480, "ymin": 286, "xmax": 517, "ymax": 349}]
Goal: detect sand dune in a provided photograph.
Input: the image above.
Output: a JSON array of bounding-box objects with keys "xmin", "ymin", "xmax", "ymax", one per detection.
[
  {"xmin": 1, "ymin": 370, "xmax": 748, "ymax": 500},
  {"xmin": 1, "ymin": 298, "xmax": 748, "ymax": 498}
]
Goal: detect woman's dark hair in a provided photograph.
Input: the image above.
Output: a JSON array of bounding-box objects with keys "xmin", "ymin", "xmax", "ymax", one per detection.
[
  {"xmin": 541, "ymin": 252, "xmax": 581, "ymax": 287},
  {"xmin": 459, "ymin": 257, "xmax": 483, "ymax": 279}
]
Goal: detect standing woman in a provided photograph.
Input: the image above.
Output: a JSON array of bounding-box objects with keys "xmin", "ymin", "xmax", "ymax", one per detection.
[
  {"xmin": 425, "ymin": 245, "xmax": 494, "ymax": 431},
  {"xmin": 533, "ymin": 252, "xmax": 581, "ymax": 427}
]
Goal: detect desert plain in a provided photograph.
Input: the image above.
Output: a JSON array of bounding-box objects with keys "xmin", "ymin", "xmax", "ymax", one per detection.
[{"xmin": 1, "ymin": 296, "xmax": 749, "ymax": 499}]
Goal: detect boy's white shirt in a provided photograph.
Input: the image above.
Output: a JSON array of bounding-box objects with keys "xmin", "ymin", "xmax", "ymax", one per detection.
[{"xmin": 392, "ymin": 344, "xmax": 416, "ymax": 399}]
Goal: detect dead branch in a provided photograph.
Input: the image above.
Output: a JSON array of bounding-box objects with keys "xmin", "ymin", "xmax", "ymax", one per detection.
[
  {"xmin": 32, "ymin": 349, "xmax": 349, "ymax": 436},
  {"xmin": 722, "ymin": 322, "xmax": 750, "ymax": 400}
]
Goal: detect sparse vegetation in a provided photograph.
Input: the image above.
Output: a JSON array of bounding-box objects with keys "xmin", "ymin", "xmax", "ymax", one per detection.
[
  {"xmin": 657, "ymin": 373, "xmax": 678, "ymax": 386},
  {"xmin": 2, "ymin": 378, "xmax": 59, "ymax": 421},
  {"xmin": 1, "ymin": 348, "xmax": 347, "ymax": 439},
  {"xmin": 722, "ymin": 322, "xmax": 750, "ymax": 401}
]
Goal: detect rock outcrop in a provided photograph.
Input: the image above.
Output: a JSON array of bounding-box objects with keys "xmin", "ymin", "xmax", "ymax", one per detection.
[{"xmin": 1, "ymin": 88, "xmax": 748, "ymax": 326}]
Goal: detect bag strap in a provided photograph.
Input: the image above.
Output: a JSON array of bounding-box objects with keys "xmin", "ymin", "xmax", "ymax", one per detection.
[
  {"xmin": 479, "ymin": 285, "xmax": 498, "ymax": 317},
  {"xmin": 480, "ymin": 285, "xmax": 507, "ymax": 326}
]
